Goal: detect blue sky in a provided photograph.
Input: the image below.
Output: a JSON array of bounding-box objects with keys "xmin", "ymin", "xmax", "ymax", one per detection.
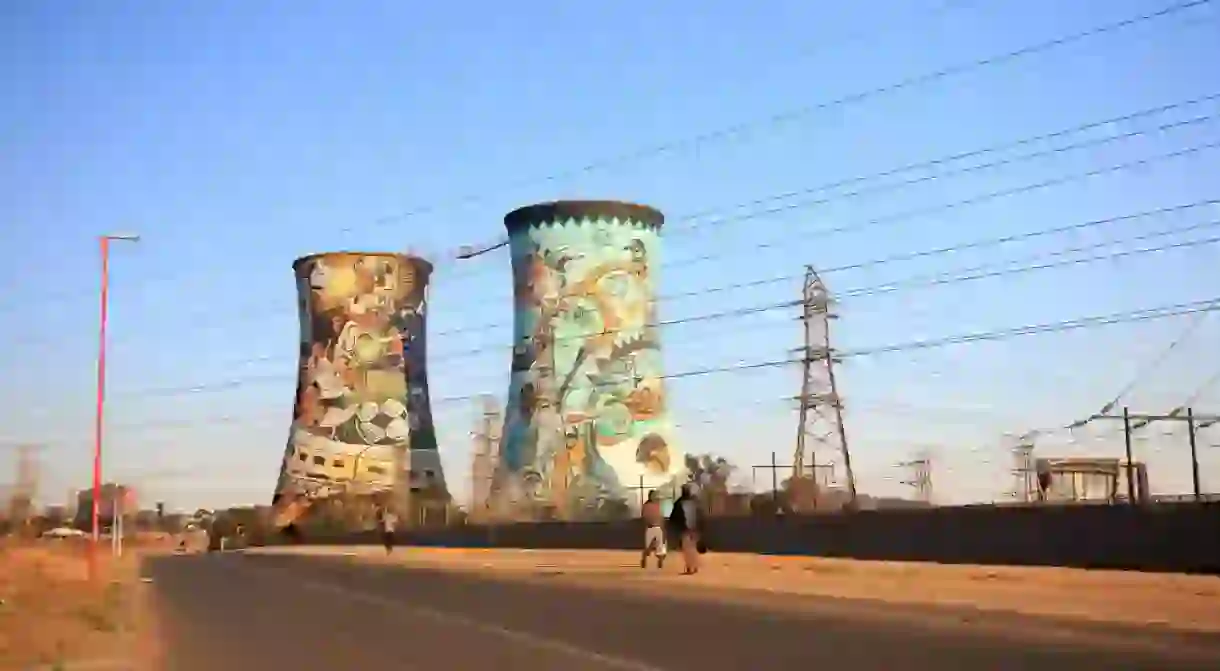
[{"xmin": 2, "ymin": 0, "xmax": 1219, "ymax": 511}]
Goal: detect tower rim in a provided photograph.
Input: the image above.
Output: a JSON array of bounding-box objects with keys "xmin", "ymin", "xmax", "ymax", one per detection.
[
  {"xmin": 291, "ymin": 251, "xmax": 435, "ymax": 274},
  {"xmin": 504, "ymin": 200, "xmax": 664, "ymax": 234}
]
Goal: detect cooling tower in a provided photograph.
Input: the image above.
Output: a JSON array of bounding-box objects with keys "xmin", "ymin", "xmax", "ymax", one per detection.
[
  {"xmin": 272, "ymin": 252, "xmax": 446, "ymax": 530},
  {"xmin": 499, "ymin": 201, "xmax": 684, "ymax": 516}
]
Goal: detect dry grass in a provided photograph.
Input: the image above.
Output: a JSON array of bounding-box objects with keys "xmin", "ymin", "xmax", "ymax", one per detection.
[
  {"xmin": 0, "ymin": 538, "xmax": 147, "ymax": 670},
  {"xmin": 290, "ymin": 547, "xmax": 1220, "ymax": 633}
]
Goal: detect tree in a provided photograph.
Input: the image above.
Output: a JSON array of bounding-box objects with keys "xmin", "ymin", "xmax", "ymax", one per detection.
[
  {"xmin": 191, "ymin": 508, "xmax": 214, "ymax": 527},
  {"xmin": 684, "ymin": 453, "xmax": 738, "ymax": 515},
  {"xmin": 782, "ymin": 475, "xmax": 820, "ymax": 512},
  {"xmin": 684, "ymin": 453, "xmax": 735, "ymax": 494}
]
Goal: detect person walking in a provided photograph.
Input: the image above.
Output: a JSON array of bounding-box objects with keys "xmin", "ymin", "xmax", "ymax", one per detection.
[
  {"xmin": 379, "ymin": 505, "xmax": 398, "ymax": 555},
  {"xmin": 668, "ymin": 484, "xmax": 703, "ymax": 575},
  {"xmin": 640, "ymin": 490, "xmax": 667, "ymax": 569}
]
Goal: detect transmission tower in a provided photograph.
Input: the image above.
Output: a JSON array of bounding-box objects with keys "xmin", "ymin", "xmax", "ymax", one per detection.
[
  {"xmin": 1008, "ymin": 438, "xmax": 1036, "ymax": 503},
  {"xmin": 793, "ymin": 266, "xmax": 857, "ymax": 508},
  {"xmin": 898, "ymin": 450, "xmax": 933, "ymax": 504},
  {"xmin": 469, "ymin": 395, "xmax": 501, "ymax": 516},
  {"xmin": 9, "ymin": 444, "xmax": 41, "ymax": 526},
  {"xmin": 16, "ymin": 445, "xmax": 39, "ymax": 497}
]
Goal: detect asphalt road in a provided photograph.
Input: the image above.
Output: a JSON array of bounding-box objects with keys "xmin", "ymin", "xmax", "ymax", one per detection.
[{"xmin": 144, "ymin": 552, "xmax": 1220, "ymax": 671}]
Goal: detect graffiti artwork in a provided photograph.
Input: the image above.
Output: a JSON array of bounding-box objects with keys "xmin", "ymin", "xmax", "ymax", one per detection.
[
  {"xmin": 271, "ymin": 252, "xmax": 444, "ymax": 529},
  {"xmin": 498, "ymin": 201, "xmax": 685, "ymax": 515}
]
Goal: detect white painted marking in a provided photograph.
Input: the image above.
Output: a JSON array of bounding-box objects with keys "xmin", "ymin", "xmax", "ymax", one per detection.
[{"xmin": 231, "ymin": 560, "xmax": 667, "ymax": 671}]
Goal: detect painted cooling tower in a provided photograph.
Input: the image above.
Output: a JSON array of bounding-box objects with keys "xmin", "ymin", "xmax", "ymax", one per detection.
[
  {"xmin": 272, "ymin": 252, "xmax": 445, "ymax": 529},
  {"xmin": 500, "ymin": 201, "xmax": 684, "ymax": 515}
]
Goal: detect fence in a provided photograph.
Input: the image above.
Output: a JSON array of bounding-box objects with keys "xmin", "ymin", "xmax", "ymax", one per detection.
[{"xmin": 252, "ymin": 499, "xmax": 1220, "ymax": 575}]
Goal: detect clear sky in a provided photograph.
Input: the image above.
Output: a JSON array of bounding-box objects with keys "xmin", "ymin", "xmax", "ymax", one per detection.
[{"xmin": 2, "ymin": 0, "xmax": 1219, "ymax": 512}]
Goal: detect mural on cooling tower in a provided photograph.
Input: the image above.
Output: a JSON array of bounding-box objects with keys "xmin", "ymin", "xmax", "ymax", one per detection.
[
  {"xmin": 500, "ymin": 201, "xmax": 685, "ymax": 512},
  {"xmin": 272, "ymin": 252, "xmax": 441, "ymax": 528}
]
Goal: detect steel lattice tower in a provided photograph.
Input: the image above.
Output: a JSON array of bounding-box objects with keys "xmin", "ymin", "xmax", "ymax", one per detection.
[
  {"xmin": 469, "ymin": 394, "xmax": 501, "ymax": 516},
  {"xmin": 793, "ymin": 266, "xmax": 857, "ymax": 508},
  {"xmin": 898, "ymin": 450, "xmax": 934, "ymax": 504},
  {"xmin": 1008, "ymin": 437, "xmax": 1037, "ymax": 503}
]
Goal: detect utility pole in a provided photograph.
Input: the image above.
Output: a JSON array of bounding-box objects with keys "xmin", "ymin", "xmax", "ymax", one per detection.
[
  {"xmin": 1187, "ymin": 409, "xmax": 1201, "ymax": 502},
  {"xmin": 751, "ymin": 451, "xmax": 787, "ymax": 515},
  {"xmin": 1088, "ymin": 408, "xmax": 1220, "ymax": 502},
  {"xmin": 1122, "ymin": 408, "xmax": 1136, "ymax": 504},
  {"xmin": 92, "ymin": 232, "xmax": 139, "ymax": 582},
  {"xmin": 792, "ymin": 266, "xmax": 857, "ymax": 509},
  {"xmin": 898, "ymin": 450, "xmax": 933, "ymax": 504}
]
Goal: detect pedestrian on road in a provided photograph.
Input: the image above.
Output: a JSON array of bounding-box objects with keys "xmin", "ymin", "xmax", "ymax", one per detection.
[
  {"xmin": 668, "ymin": 483, "xmax": 702, "ymax": 575},
  {"xmin": 380, "ymin": 506, "xmax": 398, "ymax": 555},
  {"xmin": 640, "ymin": 490, "xmax": 667, "ymax": 569}
]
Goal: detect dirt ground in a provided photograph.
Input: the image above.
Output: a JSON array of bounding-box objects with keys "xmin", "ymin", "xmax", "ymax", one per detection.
[
  {"xmin": 0, "ymin": 537, "xmax": 161, "ymax": 670},
  {"xmin": 304, "ymin": 547, "xmax": 1220, "ymax": 633}
]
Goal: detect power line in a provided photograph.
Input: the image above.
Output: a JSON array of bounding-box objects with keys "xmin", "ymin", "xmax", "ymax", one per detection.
[
  {"xmin": 9, "ymin": 88, "xmax": 1218, "ymax": 328},
  {"xmin": 32, "ymin": 393, "xmax": 797, "ymax": 450},
  {"xmin": 143, "ymin": 150, "xmax": 1220, "ymax": 352},
  {"xmin": 107, "ymin": 305, "xmax": 802, "ymax": 399},
  {"xmin": 425, "ymin": 225, "xmax": 1220, "ymax": 361},
  {"xmin": 1126, "ymin": 361, "xmax": 1220, "ymax": 431},
  {"xmin": 102, "ymin": 226, "xmax": 1220, "ymax": 397},
  {"xmin": 438, "ymin": 92, "xmax": 1220, "ymax": 285},
  {"xmin": 438, "ymin": 108, "xmax": 1220, "ymax": 284},
  {"xmin": 355, "ymin": 0, "xmax": 1210, "ymax": 237},
  {"xmin": 432, "ymin": 134, "xmax": 1220, "ymax": 332},
  {"xmin": 69, "ymin": 394, "xmax": 1037, "ymax": 448},
  {"xmin": 659, "ymin": 110, "xmax": 1215, "ymax": 260},
  {"xmin": 750, "ymin": 0, "xmax": 980, "ymax": 77},
  {"xmin": 429, "ymin": 198, "xmax": 1220, "ymax": 338},
  {"xmin": 96, "ymin": 292, "xmax": 1220, "ymax": 418},
  {"xmin": 143, "ymin": 131, "xmax": 1220, "ymax": 353},
  {"xmin": 662, "ymin": 136, "xmax": 1220, "ymax": 272},
  {"xmin": 669, "ymin": 90, "xmax": 1220, "ymax": 229},
  {"xmin": 1075, "ymin": 311, "xmax": 1210, "ymax": 425},
  {"xmin": 78, "ymin": 191, "xmax": 1212, "ymax": 353},
  {"xmin": 837, "ymin": 226, "xmax": 1220, "ymax": 300},
  {"xmin": 839, "ymin": 298, "xmax": 1220, "ymax": 358},
  {"xmin": 664, "ymin": 198, "xmax": 1220, "ymax": 301},
  {"xmin": 3, "ymin": 1, "xmax": 1209, "ymax": 314}
]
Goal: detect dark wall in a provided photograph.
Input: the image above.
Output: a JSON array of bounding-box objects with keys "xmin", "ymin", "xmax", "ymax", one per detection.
[{"xmin": 258, "ymin": 502, "xmax": 1220, "ymax": 575}]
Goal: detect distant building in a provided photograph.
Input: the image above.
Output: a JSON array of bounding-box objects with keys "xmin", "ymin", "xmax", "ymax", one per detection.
[
  {"xmin": 1032, "ymin": 457, "xmax": 1149, "ymax": 504},
  {"xmin": 73, "ymin": 483, "xmax": 137, "ymax": 529}
]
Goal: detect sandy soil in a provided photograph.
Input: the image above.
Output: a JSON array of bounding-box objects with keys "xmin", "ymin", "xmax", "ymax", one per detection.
[
  {"xmin": 279, "ymin": 547, "xmax": 1220, "ymax": 633},
  {"xmin": 0, "ymin": 538, "xmax": 155, "ymax": 670}
]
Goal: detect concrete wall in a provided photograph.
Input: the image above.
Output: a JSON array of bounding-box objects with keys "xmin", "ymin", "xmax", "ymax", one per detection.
[{"xmin": 264, "ymin": 502, "xmax": 1220, "ymax": 575}]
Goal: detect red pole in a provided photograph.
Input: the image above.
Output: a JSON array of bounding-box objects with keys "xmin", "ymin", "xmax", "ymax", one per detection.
[{"xmin": 90, "ymin": 236, "xmax": 110, "ymax": 581}]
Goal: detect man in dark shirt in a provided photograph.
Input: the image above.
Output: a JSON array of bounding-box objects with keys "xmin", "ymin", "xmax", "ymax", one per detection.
[
  {"xmin": 640, "ymin": 490, "xmax": 667, "ymax": 569},
  {"xmin": 668, "ymin": 484, "xmax": 702, "ymax": 575}
]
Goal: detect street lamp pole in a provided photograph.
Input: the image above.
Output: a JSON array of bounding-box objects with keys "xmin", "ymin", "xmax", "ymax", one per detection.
[{"xmin": 90, "ymin": 233, "xmax": 139, "ymax": 581}]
